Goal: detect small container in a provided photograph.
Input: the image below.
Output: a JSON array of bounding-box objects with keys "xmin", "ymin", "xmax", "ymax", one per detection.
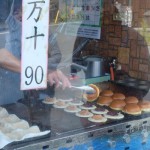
[
  {"xmin": 125, "ymin": 77, "xmax": 137, "ymax": 82},
  {"xmin": 126, "ymin": 82, "xmax": 137, "ymax": 87},
  {"xmin": 138, "ymin": 85, "xmax": 149, "ymax": 90},
  {"xmin": 115, "ymin": 80, "xmax": 125, "ymax": 84},
  {"xmin": 138, "ymin": 80, "xmax": 147, "ymax": 85}
]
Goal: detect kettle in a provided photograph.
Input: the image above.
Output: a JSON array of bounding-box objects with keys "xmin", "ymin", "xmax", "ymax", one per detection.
[{"xmin": 71, "ymin": 56, "xmax": 106, "ymax": 78}]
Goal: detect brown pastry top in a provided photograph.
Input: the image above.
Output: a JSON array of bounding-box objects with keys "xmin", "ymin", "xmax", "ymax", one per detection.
[
  {"xmin": 66, "ymin": 105, "xmax": 78, "ymax": 110},
  {"xmin": 125, "ymin": 96, "xmax": 139, "ymax": 104},
  {"xmin": 55, "ymin": 101, "xmax": 66, "ymax": 106},
  {"xmin": 101, "ymin": 90, "xmax": 114, "ymax": 97},
  {"xmin": 138, "ymin": 101, "xmax": 150, "ymax": 109},
  {"xmin": 97, "ymin": 96, "xmax": 113, "ymax": 106},
  {"xmin": 79, "ymin": 110, "xmax": 90, "ymax": 115},
  {"xmin": 45, "ymin": 97, "xmax": 55, "ymax": 102},
  {"xmin": 112, "ymin": 93, "xmax": 125, "ymax": 100},
  {"xmin": 123, "ymin": 103, "xmax": 141, "ymax": 114},
  {"xmin": 109, "ymin": 100, "xmax": 126, "ymax": 110},
  {"xmin": 91, "ymin": 114, "xmax": 103, "ymax": 120}
]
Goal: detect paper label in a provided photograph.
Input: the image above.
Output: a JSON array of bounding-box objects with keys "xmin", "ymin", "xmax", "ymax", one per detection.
[{"xmin": 21, "ymin": 0, "xmax": 50, "ymax": 90}]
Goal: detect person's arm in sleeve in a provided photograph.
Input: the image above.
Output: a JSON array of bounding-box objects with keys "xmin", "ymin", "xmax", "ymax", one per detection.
[
  {"xmin": 0, "ymin": 48, "xmax": 21, "ymax": 73},
  {"xmin": 48, "ymin": 32, "xmax": 62, "ymax": 70},
  {"xmin": 0, "ymin": 1, "xmax": 21, "ymax": 73},
  {"xmin": 47, "ymin": 32, "xmax": 71, "ymax": 89}
]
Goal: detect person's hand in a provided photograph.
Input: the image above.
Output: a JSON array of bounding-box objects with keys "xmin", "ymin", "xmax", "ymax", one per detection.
[{"xmin": 47, "ymin": 69, "xmax": 71, "ymax": 89}]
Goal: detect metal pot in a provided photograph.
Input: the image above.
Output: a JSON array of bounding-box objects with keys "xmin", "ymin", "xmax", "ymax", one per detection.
[{"xmin": 72, "ymin": 56, "xmax": 106, "ymax": 78}]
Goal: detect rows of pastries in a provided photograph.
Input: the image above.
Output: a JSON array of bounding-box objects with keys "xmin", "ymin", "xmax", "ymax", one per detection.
[
  {"xmin": 42, "ymin": 84, "xmax": 150, "ymax": 123},
  {"xmin": 97, "ymin": 90, "xmax": 150, "ymax": 115},
  {"xmin": 85, "ymin": 84, "xmax": 150, "ymax": 115},
  {"xmin": 43, "ymin": 97, "xmax": 108, "ymax": 123}
]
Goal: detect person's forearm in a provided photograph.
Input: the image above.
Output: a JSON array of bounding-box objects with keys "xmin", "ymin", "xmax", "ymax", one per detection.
[{"xmin": 0, "ymin": 48, "xmax": 21, "ymax": 73}]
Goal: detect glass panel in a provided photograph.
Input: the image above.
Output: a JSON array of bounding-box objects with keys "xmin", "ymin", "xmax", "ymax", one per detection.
[{"xmin": 0, "ymin": 0, "xmax": 150, "ymax": 149}]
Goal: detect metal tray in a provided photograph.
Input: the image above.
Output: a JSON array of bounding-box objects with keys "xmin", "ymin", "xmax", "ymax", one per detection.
[{"xmin": 1, "ymin": 81, "xmax": 150, "ymax": 149}]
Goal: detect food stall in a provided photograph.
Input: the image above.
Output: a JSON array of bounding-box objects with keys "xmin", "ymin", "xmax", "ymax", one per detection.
[{"xmin": 0, "ymin": 0, "xmax": 150, "ymax": 150}]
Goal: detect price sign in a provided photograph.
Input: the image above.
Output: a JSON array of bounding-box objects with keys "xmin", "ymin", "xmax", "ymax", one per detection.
[{"xmin": 21, "ymin": 0, "xmax": 50, "ymax": 90}]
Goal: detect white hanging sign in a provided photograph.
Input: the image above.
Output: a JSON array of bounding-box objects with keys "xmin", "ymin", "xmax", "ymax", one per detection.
[{"xmin": 21, "ymin": 0, "xmax": 50, "ymax": 90}]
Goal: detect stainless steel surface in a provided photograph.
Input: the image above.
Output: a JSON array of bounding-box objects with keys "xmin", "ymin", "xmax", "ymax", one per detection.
[
  {"xmin": 84, "ymin": 56, "xmax": 105, "ymax": 78},
  {"xmin": 3, "ymin": 111, "xmax": 150, "ymax": 150},
  {"xmin": 59, "ymin": 81, "xmax": 95, "ymax": 92},
  {"xmin": 72, "ymin": 56, "xmax": 106, "ymax": 78},
  {"xmin": 2, "ymin": 82, "xmax": 150, "ymax": 149},
  {"xmin": 70, "ymin": 85, "xmax": 95, "ymax": 92},
  {"xmin": 113, "ymin": 78, "xmax": 150, "ymax": 99}
]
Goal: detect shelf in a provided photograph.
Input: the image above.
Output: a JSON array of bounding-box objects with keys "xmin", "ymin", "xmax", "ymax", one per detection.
[{"xmin": 83, "ymin": 74, "xmax": 110, "ymax": 85}]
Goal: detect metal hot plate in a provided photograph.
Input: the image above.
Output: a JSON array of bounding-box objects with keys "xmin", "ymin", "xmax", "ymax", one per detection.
[
  {"xmin": 2, "ymin": 99, "xmax": 150, "ymax": 149},
  {"xmin": 2, "ymin": 81, "xmax": 150, "ymax": 149},
  {"xmin": 114, "ymin": 77, "xmax": 150, "ymax": 92},
  {"xmin": 96, "ymin": 80, "xmax": 149, "ymax": 100},
  {"xmin": 3, "ymin": 100, "xmax": 150, "ymax": 136}
]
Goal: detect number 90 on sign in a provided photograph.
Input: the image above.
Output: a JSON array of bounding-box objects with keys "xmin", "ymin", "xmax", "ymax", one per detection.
[{"xmin": 25, "ymin": 66, "xmax": 44, "ymax": 86}]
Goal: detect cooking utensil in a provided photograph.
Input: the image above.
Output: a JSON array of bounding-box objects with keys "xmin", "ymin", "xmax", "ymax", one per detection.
[
  {"xmin": 71, "ymin": 56, "xmax": 106, "ymax": 78},
  {"xmin": 70, "ymin": 85, "xmax": 95, "ymax": 93},
  {"xmin": 58, "ymin": 82, "xmax": 95, "ymax": 93}
]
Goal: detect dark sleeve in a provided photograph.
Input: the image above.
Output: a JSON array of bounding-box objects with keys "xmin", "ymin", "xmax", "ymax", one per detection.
[
  {"xmin": 48, "ymin": 31, "xmax": 62, "ymax": 70},
  {"xmin": 5, "ymin": 0, "xmax": 20, "ymax": 32}
]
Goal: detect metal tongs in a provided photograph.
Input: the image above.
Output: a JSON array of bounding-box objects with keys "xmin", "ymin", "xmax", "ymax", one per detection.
[
  {"xmin": 59, "ymin": 82, "xmax": 95, "ymax": 93},
  {"xmin": 70, "ymin": 85, "xmax": 95, "ymax": 93}
]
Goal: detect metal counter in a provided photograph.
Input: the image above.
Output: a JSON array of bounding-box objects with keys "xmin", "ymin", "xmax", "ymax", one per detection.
[{"xmin": 2, "ymin": 81, "xmax": 150, "ymax": 150}]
